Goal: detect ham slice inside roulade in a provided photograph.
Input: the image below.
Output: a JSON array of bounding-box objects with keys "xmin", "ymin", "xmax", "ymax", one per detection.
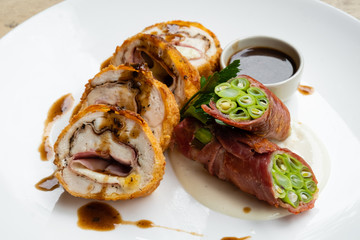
[
  {"xmin": 74, "ymin": 64, "xmax": 179, "ymax": 151},
  {"xmin": 142, "ymin": 20, "xmax": 222, "ymax": 78},
  {"xmin": 54, "ymin": 105, "xmax": 165, "ymax": 200}
]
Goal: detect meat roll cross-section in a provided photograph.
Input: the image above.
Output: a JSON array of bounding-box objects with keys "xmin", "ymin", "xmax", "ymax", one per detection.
[
  {"xmin": 202, "ymin": 75, "xmax": 291, "ymax": 141},
  {"xmin": 54, "ymin": 105, "xmax": 165, "ymax": 200},
  {"xmin": 74, "ymin": 64, "xmax": 179, "ymax": 151},
  {"xmin": 173, "ymin": 118, "xmax": 318, "ymax": 214},
  {"xmin": 142, "ymin": 20, "xmax": 222, "ymax": 78},
  {"xmin": 107, "ymin": 33, "xmax": 200, "ymax": 108}
]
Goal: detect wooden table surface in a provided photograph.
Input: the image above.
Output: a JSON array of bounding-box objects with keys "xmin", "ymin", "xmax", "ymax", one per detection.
[{"xmin": 0, "ymin": 0, "xmax": 359, "ymax": 38}]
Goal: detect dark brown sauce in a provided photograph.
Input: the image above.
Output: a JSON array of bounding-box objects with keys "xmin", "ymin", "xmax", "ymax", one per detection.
[
  {"xmin": 77, "ymin": 202, "xmax": 202, "ymax": 236},
  {"xmin": 78, "ymin": 201, "xmax": 121, "ymax": 231},
  {"xmin": 39, "ymin": 93, "xmax": 74, "ymax": 160},
  {"xmin": 35, "ymin": 172, "xmax": 60, "ymax": 191},
  {"xmin": 221, "ymin": 237, "xmax": 251, "ymax": 240},
  {"xmin": 243, "ymin": 207, "xmax": 251, "ymax": 213},
  {"xmin": 229, "ymin": 47, "xmax": 296, "ymax": 84},
  {"xmin": 298, "ymin": 84, "xmax": 314, "ymax": 95}
]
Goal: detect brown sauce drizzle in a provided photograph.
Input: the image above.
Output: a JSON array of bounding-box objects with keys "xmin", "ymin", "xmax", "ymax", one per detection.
[
  {"xmin": 77, "ymin": 202, "xmax": 202, "ymax": 236},
  {"xmin": 243, "ymin": 207, "xmax": 251, "ymax": 213},
  {"xmin": 298, "ymin": 84, "xmax": 314, "ymax": 95},
  {"xmin": 35, "ymin": 172, "xmax": 60, "ymax": 191},
  {"xmin": 39, "ymin": 93, "xmax": 74, "ymax": 161},
  {"xmin": 221, "ymin": 237, "xmax": 251, "ymax": 240}
]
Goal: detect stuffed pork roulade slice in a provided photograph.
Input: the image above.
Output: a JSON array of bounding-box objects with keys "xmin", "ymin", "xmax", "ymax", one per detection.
[
  {"xmin": 142, "ymin": 20, "xmax": 222, "ymax": 78},
  {"xmin": 173, "ymin": 117, "xmax": 318, "ymax": 214},
  {"xmin": 74, "ymin": 64, "xmax": 179, "ymax": 151},
  {"xmin": 54, "ymin": 105, "xmax": 165, "ymax": 200},
  {"xmin": 107, "ymin": 33, "xmax": 200, "ymax": 107},
  {"xmin": 201, "ymin": 74, "xmax": 291, "ymax": 141}
]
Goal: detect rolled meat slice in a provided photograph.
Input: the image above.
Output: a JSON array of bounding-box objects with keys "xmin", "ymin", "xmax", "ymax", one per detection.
[
  {"xmin": 173, "ymin": 118, "xmax": 318, "ymax": 214},
  {"xmin": 54, "ymin": 105, "xmax": 165, "ymax": 200},
  {"xmin": 142, "ymin": 20, "xmax": 222, "ymax": 78},
  {"xmin": 202, "ymin": 75, "xmax": 291, "ymax": 141},
  {"xmin": 107, "ymin": 33, "xmax": 200, "ymax": 107},
  {"xmin": 74, "ymin": 64, "xmax": 179, "ymax": 151}
]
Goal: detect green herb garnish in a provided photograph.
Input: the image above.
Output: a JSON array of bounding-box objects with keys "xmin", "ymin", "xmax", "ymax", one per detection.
[{"xmin": 180, "ymin": 60, "xmax": 240, "ymax": 124}]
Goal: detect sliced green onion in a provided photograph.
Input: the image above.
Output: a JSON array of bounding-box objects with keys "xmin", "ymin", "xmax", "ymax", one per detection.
[
  {"xmin": 274, "ymin": 184, "xmax": 286, "ymax": 198},
  {"xmin": 287, "ymin": 172, "xmax": 304, "ymax": 189},
  {"xmin": 297, "ymin": 189, "xmax": 313, "ymax": 203},
  {"xmin": 282, "ymin": 190, "xmax": 299, "ymax": 208},
  {"xmin": 247, "ymin": 87, "xmax": 266, "ymax": 98},
  {"xmin": 304, "ymin": 179, "xmax": 317, "ymax": 194},
  {"xmin": 236, "ymin": 94, "xmax": 256, "ymax": 108},
  {"xmin": 272, "ymin": 170, "xmax": 292, "ymax": 190},
  {"xmin": 301, "ymin": 167, "xmax": 313, "ymax": 178},
  {"xmin": 230, "ymin": 77, "xmax": 250, "ymax": 91},
  {"xmin": 273, "ymin": 154, "xmax": 291, "ymax": 174},
  {"xmin": 229, "ymin": 107, "xmax": 250, "ymax": 121},
  {"xmin": 256, "ymin": 97, "xmax": 269, "ymax": 109},
  {"xmin": 216, "ymin": 98, "xmax": 237, "ymax": 114},
  {"xmin": 248, "ymin": 105, "xmax": 266, "ymax": 119},
  {"xmin": 194, "ymin": 128, "xmax": 213, "ymax": 145}
]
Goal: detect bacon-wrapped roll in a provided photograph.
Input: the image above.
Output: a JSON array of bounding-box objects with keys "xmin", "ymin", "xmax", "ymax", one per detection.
[
  {"xmin": 107, "ymin": 33, "xmax": 200, "ymax": 107},
  {"xmin": 54, "ymin": 105, "xmax": 165, "ymax": 200},
  {"xmin": 201, "ymin": 75, "xmax": 291, "ymax": 141},
  {"xmin": 73, "ymin": 64, "xmax": 179, "ymax": 151},
  {"xmin": 142, "ymin": 20, "xmax": 222, "ymax": 78},
  {"xmin": 173, "ymin": 118, "xmax": 318, "ymax": 214}
]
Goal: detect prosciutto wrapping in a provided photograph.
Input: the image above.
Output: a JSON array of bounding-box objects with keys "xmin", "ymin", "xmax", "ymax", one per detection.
[
  {"xmin": 142, "ymin": 20, "xmax": 222, "ymax": 78},
  {"xmin": 107, "ymin": 33, "xmax": 200, "ymax": 107},
  {"xmin": 73, "ymin": 64, "xmax": 179, "ymax": 150},
  {"xmin": 54, "ymin": 105, "xmax": 165, "ymax": 200},
  {"xmin": 202, "ymin": 75, "xmax": 291, "ymax": 141},
  {"xmin": 173, "ymin": 118, "xmax": 318, "ymax": 214}
]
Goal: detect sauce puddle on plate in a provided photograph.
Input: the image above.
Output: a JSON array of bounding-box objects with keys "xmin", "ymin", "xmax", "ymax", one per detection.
[
  {"xmin": 221, "ymin": 237, "xmax": 251, "ymax": 240},
  {"xmin": 77, "ymin": 201, "xmax": 203, "ymax": 236},
  {"xmin": 298, "ymin": 84, "xmax": 314, "ymax": 95},
  {"xmin": 35, "ymin": 172, "xmax": 60, "ymax": 191},
  {"xmin": 39, "ymin": 93, "xmax": 74, "ymax": 161}
]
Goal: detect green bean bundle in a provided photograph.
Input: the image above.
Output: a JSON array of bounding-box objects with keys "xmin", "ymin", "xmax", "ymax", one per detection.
[
  {"xmin": 271, "ymin": 153, "xmax": 317, "ymax": 208},
  {"xmin": 202, "ymin": 75, "xmax": 291, "ymax": 141},
  {"xmin": 214, "ymin": 77, "xmax": 268, "ymax": 120}
]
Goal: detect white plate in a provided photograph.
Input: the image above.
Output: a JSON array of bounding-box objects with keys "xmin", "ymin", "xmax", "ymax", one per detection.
[{"xmin": 1, "ymin": 0, "xmax": 360, "ymax": 239}]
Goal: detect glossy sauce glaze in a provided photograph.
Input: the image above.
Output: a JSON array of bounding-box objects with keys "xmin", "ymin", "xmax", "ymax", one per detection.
[
  {"xmin": 228, "ymin": 47, "xmax": 296, "ymax": 84},
  {"xmin": 221, "ymin": 237, "xmax": 251, "ymax": 240},
  {"xmin": 38, "ymin": 93, "xmax": 74, "ymax": 160},
  {"xmin": 298, "ymin": 84, "xmax": 314, "ymax": 95},
  {"xmin": 77, "ymin": 202, "xmax": 202, "ymax": 236},
  {"xmin": 35, "ymin": 172, "xmax": 59, "ymax": 191}
]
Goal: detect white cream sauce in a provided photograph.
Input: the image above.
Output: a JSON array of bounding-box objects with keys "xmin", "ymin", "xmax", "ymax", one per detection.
[{"xmin": 168, "ymin": 121, "xmax": 331, "ymax": 220}]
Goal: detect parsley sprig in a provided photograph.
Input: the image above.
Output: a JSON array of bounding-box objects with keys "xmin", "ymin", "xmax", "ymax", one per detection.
[{"xmin": 180, "ymin": 60, "xmax": 240, "ymax": 124}]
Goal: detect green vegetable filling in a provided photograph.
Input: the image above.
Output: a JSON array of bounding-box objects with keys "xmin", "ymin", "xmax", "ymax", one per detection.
[
  {"xmin": 271, "ymin": 153, "xmax": 317, "ymax": 208},
  {"xmin": 214, "ymin": 77, "xmax": 269, "ymax": 121}
]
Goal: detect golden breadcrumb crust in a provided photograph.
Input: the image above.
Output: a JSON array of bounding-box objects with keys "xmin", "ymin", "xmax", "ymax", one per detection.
[
  {"xmin": 73, "ymin": 64, "xmax": 179, "ymax": 150},
  {"xmin": 143, "ymin": 20, "xmax": 222, "ymax": 78},
  {"xmin": 54, "ymin": 105, "xmax": 165, "ymax": 200},
  {"xmin": 109, "ymin": 33, "xmax": 200, "ymax": 107}
]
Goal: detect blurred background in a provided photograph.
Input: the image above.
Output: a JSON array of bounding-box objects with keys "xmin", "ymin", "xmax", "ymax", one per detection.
[{"xmin": 0, "ymin": 0, "xmax": 359, "ymax": 38}]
